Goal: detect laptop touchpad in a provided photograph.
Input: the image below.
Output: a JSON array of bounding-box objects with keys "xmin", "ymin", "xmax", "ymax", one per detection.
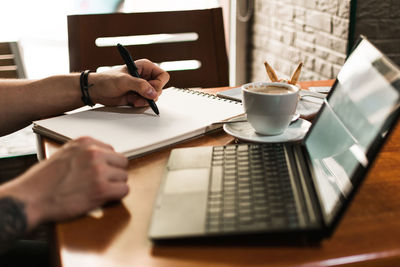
[{"xmin": 164, "ymin": 169, "xmax": 209, "ymax": 194}]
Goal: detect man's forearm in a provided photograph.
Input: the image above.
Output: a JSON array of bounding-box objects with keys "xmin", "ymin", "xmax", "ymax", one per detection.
[{"xmin": 0, "ymin": 75, "xmax": 83, "ymax": 135}]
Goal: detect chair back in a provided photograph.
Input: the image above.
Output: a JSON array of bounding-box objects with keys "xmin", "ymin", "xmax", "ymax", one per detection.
[
  {"xmin": 0, "ymin": 42, "xmax": 25, "ymax": 78},
  {"xmin": 67, "ymin": 8, "xmax": 228, "ymax": 88}
]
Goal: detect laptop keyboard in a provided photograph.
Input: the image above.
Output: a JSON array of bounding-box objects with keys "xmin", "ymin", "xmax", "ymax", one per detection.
[{"xmin": 206, "ymin": 143, "xmax": 299, "ymax": 233}]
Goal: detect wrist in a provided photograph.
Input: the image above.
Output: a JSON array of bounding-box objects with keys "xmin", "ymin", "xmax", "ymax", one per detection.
[
  {"xmin": 21, "ymin": 196, "xmax": 43, "ymax": 231},
  {"xmin": 80, "ymin": 70, "xmax": 95, "ymax": 107},
  {"xmin": 84, "ymin": 71, "xmax": 103, "ymax": 104},
  {"xmin": 0, "ymin": 180, "xmax": 44, "ymax": 231},
  {"xmin": 0, "ymin": 196, "xmax": 28, "ymax": 243}
]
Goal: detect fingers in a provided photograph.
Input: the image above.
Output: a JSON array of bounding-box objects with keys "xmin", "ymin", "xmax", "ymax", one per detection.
[
  {"xmin": 79, "ymin": 143, "xmax": 130, "ymax": 203},
  {"xmin": 122, "ymin": 58, "xmax": 170, "ymax": 106},
  {"xmin": 93, "ymin": 166, "xmax": 129, "ymax": 203},
  {"xmin": 74, "ymin": 137, "xmax": 128, "ymax": 168},
  {"xmin": 119, "ymin": 76, "xmax": 158, "ymax": 106},
  {"xmin": 65, "ymin": 136, "xmax": 129, "ymax": 179},
  {"xmin": 69, "ymin": 136, "xmax": 115, "ymax": 151},
  {"xmin": 99, "ymin": 166, "xmax": 129, "ymax": 200},
  {"xmin": 126, "ymin": 91, "xmax": 152, "ymax": 107},
  {"xmin": 108, "ymin": 168, "xmax": 128, "ymax": 182},
  {"xmin": 82, "ymin": 150, "xmax": 129, "ymax": 205},
  {"xmin": 135, "ymin": 59, "xmax": 170, "ymax": 91},
  {"xmin": 119, "ymin": 59, "xmax": 168, "ymax": 99},
  {"xmin": 102, "ymin": 182, "xmax": 130, "ymax": 201},
  {"xmin": 104, "ymin": 150, "xmax": 128, "ymax": 168}
]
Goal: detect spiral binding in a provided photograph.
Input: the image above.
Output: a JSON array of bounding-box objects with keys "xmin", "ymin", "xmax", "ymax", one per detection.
[{"xmin": 172, "ymin": 87, "xmax": 241, "ymax": 104}]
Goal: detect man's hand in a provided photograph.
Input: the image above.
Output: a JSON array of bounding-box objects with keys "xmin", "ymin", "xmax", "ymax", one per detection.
[
  {"xmin": 89, "ymin": 59, "xmax": 170, "ymax": 107},
  {"xmin": 0, "ymin": 137, "xmax": 129, "ymax": 231}
]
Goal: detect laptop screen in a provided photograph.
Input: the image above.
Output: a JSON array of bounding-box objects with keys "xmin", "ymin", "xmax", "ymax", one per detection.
[{"xmin": 303, "ymin": 38, "xmax": 400, "ymax": 224}]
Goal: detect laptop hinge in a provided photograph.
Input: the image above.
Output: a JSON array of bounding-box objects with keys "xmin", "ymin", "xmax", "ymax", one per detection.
[{"xmin": 285, "ymin": 144, "xmax": 323, "ymax": 228}]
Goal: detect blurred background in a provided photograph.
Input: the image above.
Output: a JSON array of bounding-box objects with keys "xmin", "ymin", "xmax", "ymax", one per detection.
[
  {"xmin": 0, "ymin": 0, "xmax": 222, "ymax": 79},
  {"xmin": 0, "ymin": 0, "xmax": 398, "ymax": 87}
]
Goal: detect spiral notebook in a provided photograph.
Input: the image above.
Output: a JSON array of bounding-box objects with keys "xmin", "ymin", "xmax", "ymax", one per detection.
[{"xmin": 33, "ymin": 88, "xmax": 243, "ymax": 158}]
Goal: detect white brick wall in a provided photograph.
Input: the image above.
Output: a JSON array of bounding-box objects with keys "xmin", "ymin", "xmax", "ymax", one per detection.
[
  {"xmin": 250, "ymin": 0, "xmax": 350, "ymax": 82},
  {"xmin": 250, "ymin": 0, "xmax": 400, "ymax": 83}
]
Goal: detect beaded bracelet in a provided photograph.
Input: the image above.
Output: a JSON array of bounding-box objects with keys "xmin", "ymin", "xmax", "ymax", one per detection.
[{"xmin": 80, "ymin": 70, "xmax": 95, "ymax": 107}]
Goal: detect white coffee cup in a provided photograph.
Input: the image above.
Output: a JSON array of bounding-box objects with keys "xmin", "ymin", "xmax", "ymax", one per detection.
[{"xmin": 242, "ymin": 82, "xmax": 299, "ymax": 135}]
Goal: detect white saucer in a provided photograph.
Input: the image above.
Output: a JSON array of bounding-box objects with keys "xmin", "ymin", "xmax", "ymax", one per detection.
[{"xmin": 223, "ymin": 118, "xmax": 312, "ymax": 143}]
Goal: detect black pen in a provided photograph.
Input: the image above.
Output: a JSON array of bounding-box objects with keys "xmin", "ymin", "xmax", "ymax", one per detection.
[{"xmin": 117, "ymin": 43, "xmax": 160, "ymax": 115}]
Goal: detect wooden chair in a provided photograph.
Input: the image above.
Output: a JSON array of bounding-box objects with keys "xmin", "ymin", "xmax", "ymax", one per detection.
[
  {"xmin": 0, "ymin": 42, "xmax": 25, "ymax": 78},
  {"xmin": 67, "ymin": 8, "xmax": 229, "ymax": 88}
]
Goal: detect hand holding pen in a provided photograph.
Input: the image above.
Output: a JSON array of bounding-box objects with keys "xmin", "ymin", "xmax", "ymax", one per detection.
[{"xmin": 117, "ymin": 43, "xmax": 160, "ymax": 115}]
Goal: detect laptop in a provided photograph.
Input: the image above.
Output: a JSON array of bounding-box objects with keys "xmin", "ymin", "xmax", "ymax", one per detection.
[{"xmin": 148, "ymin": 36, "xmax": 400, "ymax": 243}]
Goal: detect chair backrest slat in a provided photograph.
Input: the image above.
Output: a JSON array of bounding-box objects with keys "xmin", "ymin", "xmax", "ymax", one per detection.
[
  {"xmin": 0, "ymin": 43, "xmax": 12, "ymax": 54},
  {"xmin": 0, "ymin": 42, "xmax": 25, "ymax": 79}
]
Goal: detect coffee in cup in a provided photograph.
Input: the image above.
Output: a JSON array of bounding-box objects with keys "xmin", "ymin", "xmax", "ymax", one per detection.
[{"xmin": 242, "ymin": 82, "xmax": 299, "ymax": 135}]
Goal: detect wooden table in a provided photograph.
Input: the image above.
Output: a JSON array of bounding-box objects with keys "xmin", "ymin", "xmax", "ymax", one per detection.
[{"xmin": 40, "ymin": 80, "xmax": 400, "ymax": 266}]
